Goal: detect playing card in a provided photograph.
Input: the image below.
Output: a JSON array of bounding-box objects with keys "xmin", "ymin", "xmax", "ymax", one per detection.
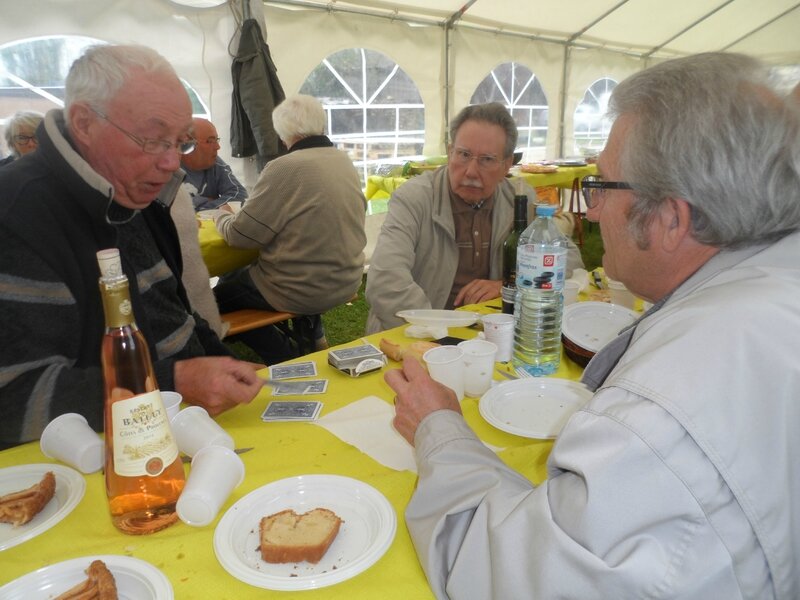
[
  {"xmin": 270, "ymin": 379, "xmax": 328, "ymax": 396},
  {"xmin": 269, "ymin": 361, "xmax": 318, "ymax": 380},
  {"xmin": 261, "ymin": 400, "xmax": 322, "ymax": 421}
]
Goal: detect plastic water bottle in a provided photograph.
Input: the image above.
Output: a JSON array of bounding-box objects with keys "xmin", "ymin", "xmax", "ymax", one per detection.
[{"xmin": 512, "ymin": 204, "xmax": 568, "ymax": 376}]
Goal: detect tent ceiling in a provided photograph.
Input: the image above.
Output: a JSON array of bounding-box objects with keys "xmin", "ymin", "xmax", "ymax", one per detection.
[{"xmin": 265, "ymin": 0, "xmax": 800, "ymax": 63}]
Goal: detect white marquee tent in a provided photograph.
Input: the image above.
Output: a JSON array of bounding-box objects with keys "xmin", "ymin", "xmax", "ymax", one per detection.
[{"xmin": 2, "ymin": 0, "xmax": 799, "ymax": 188}]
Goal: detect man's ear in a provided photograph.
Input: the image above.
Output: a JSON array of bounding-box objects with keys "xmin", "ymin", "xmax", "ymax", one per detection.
[
  {"xmin": 67, "ymin": 103, "xmax": 95, "ymax": 146},
  {"xmin": 659, "ymin": 197, "xmax": 694, "ymax": 253}
]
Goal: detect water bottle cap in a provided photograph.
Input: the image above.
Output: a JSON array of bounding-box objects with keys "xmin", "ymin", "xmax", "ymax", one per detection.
[{"xmin": 535, "ymin": 204, "xmax": 557, "ymax": 217}]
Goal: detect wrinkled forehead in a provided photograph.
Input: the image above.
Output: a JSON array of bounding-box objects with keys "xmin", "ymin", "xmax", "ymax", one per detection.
[
  {"xmin": 112, "ymin": 70, "xmax": 193, "ymax": 132},
  {"xmin": 452, "ymin": 119, "xmax": 507, "ymax": 155}
]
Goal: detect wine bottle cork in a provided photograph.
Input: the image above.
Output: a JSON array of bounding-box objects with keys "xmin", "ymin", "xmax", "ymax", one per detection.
[{"xmin": 96, "ymin": 248, "xmax": 123, "ymax": 281}]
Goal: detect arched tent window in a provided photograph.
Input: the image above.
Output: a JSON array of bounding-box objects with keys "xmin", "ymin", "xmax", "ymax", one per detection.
[
  {"xmin": 0, "ymin": 36, "xmax": 208, "ymax": 154},
  {"xmin": 573, "ymin": 77, "xmax": 617, "ymax": 154},
  {"xmin": 300, "ymin": 48, "xmax": 425, "ymax": 185},
  {"xmin": 470, "ymin": 62, "xmax": 548, "ymax": 161}
]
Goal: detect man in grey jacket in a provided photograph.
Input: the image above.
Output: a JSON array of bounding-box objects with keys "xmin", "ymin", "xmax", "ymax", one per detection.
[
  {"xmin": 386, "ymin": 53, "xmax": 800, "ymax": 599},
  {"xmin": 365, "ymin": 103, "xmax": 583, "ymax": 333}
]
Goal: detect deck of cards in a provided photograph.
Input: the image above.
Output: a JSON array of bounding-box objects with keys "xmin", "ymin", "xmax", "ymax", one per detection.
[
  {"xmin": 328, "ymin": 344, "xmax": 386, "ymax": 377},
  {"xmin": 264, "ymin": 361, "xmax": 328, "ymax": 395},
  {"xmin": 262, "ymin": 401, "xmax": 322, "ymax": 422}
]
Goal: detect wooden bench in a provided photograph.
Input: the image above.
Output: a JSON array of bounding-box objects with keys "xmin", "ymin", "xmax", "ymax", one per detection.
[{"xmin": 222, "ymin": 308, "xmax": 296, "ymax": 338}]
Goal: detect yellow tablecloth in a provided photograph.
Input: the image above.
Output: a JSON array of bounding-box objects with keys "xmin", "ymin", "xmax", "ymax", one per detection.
[
  {"xmin": 0, "ymin": 304, "xmax": 584, "ymax": 599},
  {"xmin": 365, "ymin": 164, "xmax": 598, "ymax": 201},
  {"xmin": 197, "ymin": 219, "xmax": 258, "ymax": 278}
]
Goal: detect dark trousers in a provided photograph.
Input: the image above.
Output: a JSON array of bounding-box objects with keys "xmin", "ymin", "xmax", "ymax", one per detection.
[{"xmin": 213, "ymin": 269, "xmax": 323, "ymax": 365}]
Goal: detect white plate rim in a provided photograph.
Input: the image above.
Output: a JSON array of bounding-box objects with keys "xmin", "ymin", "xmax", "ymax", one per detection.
[
  {"xmin": 213, "ymin": 474, "xmax": 396, "ymax": 591},
  {"xmin": 0, "ymin": 463, "xmax": 85, "ymax": 552},
  {"xmin": 0, "ymin": 554, "xmax": 173, "ymax": 599},
  {"xmin": 395, "ymin": 309, "xmax": 480, "ymax": 328},
  {"xmin": 479, "ymin": 378, "xmax": 592, "ymax": 439},
  {"xmin": 561, "ymin": 301, "xmax": 639, "ymax": 353}
]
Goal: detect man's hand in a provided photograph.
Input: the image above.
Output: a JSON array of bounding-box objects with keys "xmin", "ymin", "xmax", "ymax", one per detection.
[
  {"xmin": 453, "ymin": 278, "xmax": 502, "ymax": 307},
  {"xmin": 174, "ymin": 356, "xmax": 263, "ymax": 416},
  {"xmin": 385, "ymin": 358, "xmax": 462, "ymax": 445}
]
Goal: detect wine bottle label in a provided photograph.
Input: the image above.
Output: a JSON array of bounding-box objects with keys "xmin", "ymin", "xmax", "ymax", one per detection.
[
  {"xmin": 517, "ymin": 245, "xmax": 567, "ymax": 291},
  {"xmin": 111, "ymin": 390, "xmax": 179, "ymax": 477}
]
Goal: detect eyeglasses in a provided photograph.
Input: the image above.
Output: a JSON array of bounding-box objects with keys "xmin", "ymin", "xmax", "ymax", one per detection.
[
  {"xmin": 450, "ymin": 147, "xmax": 503, "ymax": 170},
  {"xmin": 581, "ymin": 175, "xmax": 633, "ymax": 208},
  {"xmin": 13, "ymin": 134, "xmax": 37, "ymax": 145},
  {"xmin": 199, "ymin": 136, "xmax": 221, "ymax": 144},
  {"xmin": 91, "ymin": 108, "xmax": 196, "ymax": 155}
]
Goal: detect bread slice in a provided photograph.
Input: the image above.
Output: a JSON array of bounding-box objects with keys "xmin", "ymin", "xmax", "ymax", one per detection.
[
  {"xmin": 54, "ymin": 559, "xmax": 118, "ymax": 600},
  {"xmin": 259, "ymin": 508, "xmax": 343, "ymax": 564},
  {"xmin": 0, "ymin": 470, "xmax": 56, "ymax": 526},
  {"xmin": 379, "ymin": 338, "xmax": 440, "ymax": 363}
]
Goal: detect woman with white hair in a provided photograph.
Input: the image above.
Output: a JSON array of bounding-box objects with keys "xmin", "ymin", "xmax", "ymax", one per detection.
[
  {"xmin": 1, "ymin": 110, "xmax": 44, "ymax": 166},
  {"xmin": 213, "ymin": 94, "xmax": 367, "ymax": 364}
]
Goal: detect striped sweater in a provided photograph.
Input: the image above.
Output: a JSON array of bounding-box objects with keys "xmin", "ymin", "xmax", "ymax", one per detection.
[{"xmin": 0, "ymin": 110, "xmax": 229, "ymax": 449}]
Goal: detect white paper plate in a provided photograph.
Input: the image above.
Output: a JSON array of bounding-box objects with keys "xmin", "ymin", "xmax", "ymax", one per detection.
[
  {"xmin": 561, "ymin": 301, "xmax": 639, "ymax": 353},
  {"xmin": 396, "ymin": 309, "xmax": 480, "ymax": 328},
  {"xmin": 479, "ymin": 378, "xmax": 592, "ymax": 439},
  {"xmin": 214, "ymin": 474, "xmax": 396, "ymax": 591},
  {"xmin": 0, "ymin": 464, "xmax": 85, "ymax": 552},
  {"xmin": 0, "ymin": 554, "xmax": 173, "ymax": 599}
]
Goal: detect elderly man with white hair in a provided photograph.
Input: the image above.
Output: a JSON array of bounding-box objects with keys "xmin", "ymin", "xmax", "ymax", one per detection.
[{"xmin": 213, "ymin": 94, "xmax": 366, "ymax": 364}]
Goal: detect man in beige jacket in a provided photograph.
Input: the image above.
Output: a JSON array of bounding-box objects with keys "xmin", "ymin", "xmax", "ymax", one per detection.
[{"xmin": 366, "ymin": 103, "xmax": 582, "ymax": 333}]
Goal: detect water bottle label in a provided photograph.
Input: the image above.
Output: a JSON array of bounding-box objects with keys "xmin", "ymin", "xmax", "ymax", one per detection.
[
  {"xmin": 111, "ymin": 390, "xmax": 179, "ymax": 477},
  {"xmin": 516, "ymin": 245, "xmax": 567, "ymax": 291}
]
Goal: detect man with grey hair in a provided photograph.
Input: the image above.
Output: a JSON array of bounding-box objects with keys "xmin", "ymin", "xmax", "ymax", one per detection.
[
  {"xmin": 365, "ymin": 102, "xmax": 582, "ymax": 333},
  {"xmin": 386, "ymin": 53, "xmax": 800, "ymax": 598},
  {"xmin": 0, "ymin": 44, "xmax": 264, "ymax": 450},
  {"xmin": 212, "ymin": 94, "xmax": 366, "ymax": 363}
]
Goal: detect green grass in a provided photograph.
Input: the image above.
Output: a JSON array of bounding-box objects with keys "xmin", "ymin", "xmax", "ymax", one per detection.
[{"xmin": 225, "ymin": 220, "xmax": 603, "ymax": 359}]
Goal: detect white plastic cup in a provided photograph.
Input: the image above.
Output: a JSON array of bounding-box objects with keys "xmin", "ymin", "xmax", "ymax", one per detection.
[
  {"xmin": 40, "ymin": 413, "xmax": 104, "ymax": 474},
  {"xmin": 457, "ymin": 339, "xmax": 498, "ymax": 397},
  {"xmin": 480, "ymin": 313, "xmax": 515, "ymax": 362},
  {"xmin": 422, "ymin": 346, "xmax": 465, "ymax": 401},
  {"xmin": 562, "ymin": 280, "xmax": 580, "ymax": 305},
  {"xmin": 226, "ymin": 201, "xmax": 242, "ymax": 213},
  {"xmin": 607, "ymin": 279, "xmax": 636, "ymax": 309},
  {"xmin": 160, "ymin": 391, "xmax": 183, "ymax": 422},
  {"xmin": 176, "ymin": 445, "xmax": 245, "ymax": 527},
  {"xmin": 170, "ymin": 406, "xmax": 235, "ymax": 457}
]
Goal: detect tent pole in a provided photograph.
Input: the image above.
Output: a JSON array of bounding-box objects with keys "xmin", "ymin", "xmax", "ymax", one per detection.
[
  {"xmin": 444, "ymin": 24, "xmax": 451, "ymax": 149},
  {"xmin": 557, "ymin": 44, "xmax": 569, "ymax": 159}
]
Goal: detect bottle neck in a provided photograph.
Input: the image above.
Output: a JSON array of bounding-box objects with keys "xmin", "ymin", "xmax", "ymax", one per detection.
[
  {"xmin": 100, "ymin": 278, "xmax": 137, "ymax": 329},
  {"xmin": 513, "ymin": 195, "xmax": 527, "ymax": 229}
]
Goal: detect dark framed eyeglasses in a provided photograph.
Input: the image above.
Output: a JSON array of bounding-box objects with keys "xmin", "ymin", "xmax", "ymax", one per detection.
[
  {"xmin": 91, "ymin": 107, "xmax": 196, "ymax": 155},
  {"xmin": 12, "ymin": 134, "xmax": 37, "ymax": 145},
  {"xmin": 581, "ymin": 175, "xmax": 633, "ymax": 208}
]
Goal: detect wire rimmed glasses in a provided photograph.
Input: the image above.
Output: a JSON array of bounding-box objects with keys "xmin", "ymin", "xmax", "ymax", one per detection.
[
  {"xmin": 450, "ymin": 147, "xmax": 504, "ymax": 171},
  {"xmin": 91, "ymin": 107, "xmax": 196, "ymax": 155}
]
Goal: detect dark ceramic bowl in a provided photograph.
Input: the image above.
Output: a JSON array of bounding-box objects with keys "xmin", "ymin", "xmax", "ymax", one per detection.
[{"xmin": 561, "ymin": 334, "xmax": 595, "ymax": 368}]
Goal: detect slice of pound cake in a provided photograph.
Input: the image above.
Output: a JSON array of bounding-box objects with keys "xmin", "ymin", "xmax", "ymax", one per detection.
[{"xmin": 259, "ymin": 508, "xmax": 343, "ymax": 564}]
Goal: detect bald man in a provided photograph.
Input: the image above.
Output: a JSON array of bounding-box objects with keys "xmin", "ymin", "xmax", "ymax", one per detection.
[{"xmin": 181, "ymin": 117, "xmax": 248, "ymax": 210}]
